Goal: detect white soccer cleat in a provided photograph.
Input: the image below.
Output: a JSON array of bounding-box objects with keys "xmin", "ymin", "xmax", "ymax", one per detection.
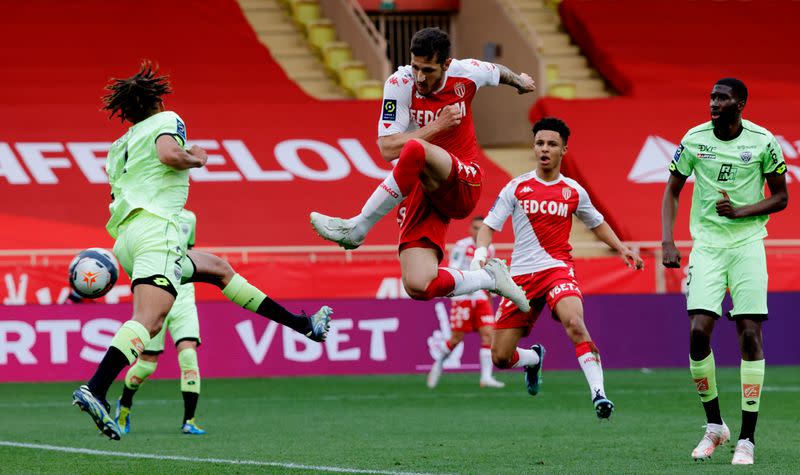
[
  {"xmin": 480, "ymin": 377, "xmax": 505, "ymax": 388},
  {"xmin": 483, "ymin": 258, "xmax": 530, "ymax": 313},
  {"xmin": 691, "ymin": 422, "xmax": 730, "ymax": 461},
  {"xmin": 731, "ymin": 439, "xmax": 755, "ymax": 465},
  {"xmin": 309, "ymin": 212, "xmax": 364, "ymax": 250},
  {"xmin": 426, "ymin": 359, "xmax": 444, "ymax": 389}
]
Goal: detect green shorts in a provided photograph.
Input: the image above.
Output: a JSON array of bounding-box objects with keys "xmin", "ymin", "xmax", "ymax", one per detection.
[
  {"xmin": 146, "ymin": 283, "xmax": 200, "ymax": 352},
  {"xmin": 686, "ymin": 239, "xmax": 768, "ymax": 320},
  {"xmin": 113, "ymin": 210, "xmax": 194, "ymax": 295}
]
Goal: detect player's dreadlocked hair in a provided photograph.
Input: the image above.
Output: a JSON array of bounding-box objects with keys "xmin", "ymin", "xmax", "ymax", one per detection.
[{"xmin": 102, "ymin": 60, "xmax": 172, "ymax": 123}]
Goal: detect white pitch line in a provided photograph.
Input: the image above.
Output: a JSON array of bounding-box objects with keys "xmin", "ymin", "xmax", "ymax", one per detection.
[
  {"xmin": 0, "ymin": 441, "xmax": 449, "ymax": 475},
  {"xmin": 1, "ymin": 385, "xmax": 799, "ymax": 409}
]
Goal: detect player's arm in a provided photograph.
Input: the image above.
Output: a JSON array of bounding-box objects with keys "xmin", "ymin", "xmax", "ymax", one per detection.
[
  {"xmin": 471, "ymin": 223, "xmax": 496, "ymax": 270},
  {"xmin": 496, "ymin": 64, "xmax": 536, "ymax": 95},
  {"xmin": 661, "ymin": 173, "xmax": 688, "ymax": 268},
  {"xmin": 377, "ymin": 108, "xmax": 461, "ymax": 161},
  {"xmin": 156, "ymin": 135, "xmax": 207, "ymax": 170},
  {"xmin": 716, "ymin": 173, "xmax": 788, "ymax": 219},
  {"xmin": 590, "ymin": 222, "xmax": 644, "ymax": 270}
]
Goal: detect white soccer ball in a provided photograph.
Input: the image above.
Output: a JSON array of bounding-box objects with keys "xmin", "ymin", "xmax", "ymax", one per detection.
[{"xmin": 68, "ymin": 248, "xmax": 120, "ymax": 299}]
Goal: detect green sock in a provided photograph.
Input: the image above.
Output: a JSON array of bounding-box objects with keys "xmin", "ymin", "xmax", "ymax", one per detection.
[
  {"xmin": 124, "ymin": 359, "xmax": 157, "ymax": 390},
  {"xmin": 178, "ymin": 348, "xmax": 201, "ymax": 393},
  {"xmin": 110, "ymin": 320, "xmax": 151, "ymax": 365},
  {"xmin": 689, "ymin": 352, "xmax": 718, "ymax": 402},
  {"xmin": 222, "ymin": 273, "xmax": 265, "ymax": 312},
  {"xmin": 741, "ymin": 359, "xmax": 765, "ymax": 412}
]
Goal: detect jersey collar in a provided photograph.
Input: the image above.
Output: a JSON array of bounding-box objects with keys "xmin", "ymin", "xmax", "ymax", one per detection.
[{"xmin": 533, "ymin": 170, "xmax": 563, "ymax": 185}]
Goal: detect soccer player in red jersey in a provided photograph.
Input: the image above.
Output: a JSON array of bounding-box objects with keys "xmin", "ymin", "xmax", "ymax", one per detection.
[
  {"xmin": 426, "ymin": 216, "xmax": 504, "ymax": 389},
  {"xmin": 472, "ymin": 117, "xmax": 644, "ymax": 419},
  {"xmin": 311, "ymin": 28, "xmax": 536, "ymax": 311}
]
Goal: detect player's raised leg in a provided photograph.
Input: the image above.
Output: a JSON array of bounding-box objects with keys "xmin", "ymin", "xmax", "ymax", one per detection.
[
  {"xmin": 116, "ymin": 352, "xmax": 159, "ymax": 435},
  {"xmin": 74, "ymin": 283, "xmax": 174, "ymax": 440},
  {"xmin": 477, "ymin": 325, "xmax": 503, "ymax": 388},
  {"xmin": 427, "ymin": 330, "xmax": 465, "ymax": 389},
  {"xmin": 186, "ymin": 250, "xmax": 331, "ymax": 341},
  {"xmin": 310, "ymin": 138, "xmax": 453, "ymax": 249},
  {"xmin": 491, "ymin": 327, "xmax": 543, "ymax": 395},
  {"xmin": 553, "ymin": 296, "xmax": 613, "ymax": 419}
]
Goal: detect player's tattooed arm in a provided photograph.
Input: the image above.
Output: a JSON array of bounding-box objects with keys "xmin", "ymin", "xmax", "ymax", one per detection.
[{"xmin": 496, "ymin": 64, "xmax": 536, "ymax": 94}]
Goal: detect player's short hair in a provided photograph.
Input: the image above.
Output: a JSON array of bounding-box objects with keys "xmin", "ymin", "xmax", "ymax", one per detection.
[
  {"xmin": 715, "ymin": 77, "xmax": 748, "ymax": 103},
  {"xmin": 102, "ymin": 60, "xmax": 172, "ymax": 123},
  {"xmin": 532, "ymin": 117, "xmax": 571, "ymax": 146},
  {"xmin": 410, "ymin": 28, "xmax": 451, "ymax": 65}
]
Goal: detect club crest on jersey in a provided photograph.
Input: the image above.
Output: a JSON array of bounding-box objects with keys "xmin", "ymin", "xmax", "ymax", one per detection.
[
  {"xmin": 562, "ymin": 187, "xmax": 572, "ymax": 200},
  {"xmin": 454, "ymin": 82, "xmax": 465, "ymax": 98},
  {"xmin": 740, "ymin": 151, "xmax": 753, "ymax": 163}
]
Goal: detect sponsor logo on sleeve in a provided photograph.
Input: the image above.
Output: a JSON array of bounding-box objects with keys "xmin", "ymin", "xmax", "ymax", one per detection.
[
  {"xmin": 673, "ymin": 144, "xmax": 684, "ymax": 162},
  {"xmin": 775, "ymin": 162, "xmax": 787, "ymax": 174},
  {"xmin": 382, "ymin": 99, "xmax": 397, "ymax": 121},
  {"xmin": 176, "ymin": 119, "xmax": 186, "ymax": 141}
]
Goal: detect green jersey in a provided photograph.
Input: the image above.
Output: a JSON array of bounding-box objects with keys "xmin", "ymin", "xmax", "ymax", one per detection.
[
  {"xmin": 106, "ymin": 111, "xmax": 189, "ymax": 238},
  {"xmin": 669, "ymin": 119, "xmax": 786, "ymax": 247}
]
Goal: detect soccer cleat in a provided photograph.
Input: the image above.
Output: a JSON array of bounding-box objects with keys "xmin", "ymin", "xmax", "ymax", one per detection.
[
  {"xmin": 731, "ymin": 439, "xmax": 754, "ymax": 465},
  {"xmin": 483, "ymin": 259, "xmax": 531, "ymax": 313},
  {"xmin": 426, "ymin": 359, "xmax": 444, "ymax": 389},
  {"xmin": 480, "ymin": 377, "xmax": 505, "ymax": 388},
  {"xmin": 181, "ymin": 418, "xmax": 207, "ymax": 435},
  {"xmin": 305, "ymin": 306, "xmax": 333, "ymax": 342},
  {"xmin": 310, "ymin": 212, "xmax": 364, "ymax": 250},
  {"xmin": 524, "ymin": 344, "xmax": 545, "ymax": 396},
  {"xmin": 592, "ymin": 390, "xmax": 615, "ymax": 419},
  {"xmin": 691, "ymin": 422, "xmax": 730, "ymax": 461},
  {"xmin": 115, "ymin": 399, "xmax": 131, "ymax": 435},
  {"xmin": 72, "ymin": 385, "xmax": 121, "ymax": 440}
]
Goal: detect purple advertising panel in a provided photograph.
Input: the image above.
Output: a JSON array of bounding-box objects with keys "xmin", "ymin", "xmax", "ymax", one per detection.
[{"xmin": 0, "ymin": 294, "xmax": 797, "ymax": 382}]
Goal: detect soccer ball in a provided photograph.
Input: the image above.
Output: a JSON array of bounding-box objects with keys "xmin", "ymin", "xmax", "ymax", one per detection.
[{"xmin": 68, "ymin": 248, "xmax": 119, "ymax": 299}]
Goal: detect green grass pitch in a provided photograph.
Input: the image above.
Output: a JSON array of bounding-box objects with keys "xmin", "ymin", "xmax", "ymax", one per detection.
[{"xmin": 1, "ymin": 367, "xmax": 798, "ymax": 474}]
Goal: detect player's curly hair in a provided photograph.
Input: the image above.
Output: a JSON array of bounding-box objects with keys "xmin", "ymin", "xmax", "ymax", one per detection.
[
  {"xmin": 102, "ymin": 60, "xmax": 171, "ymax": 123},
  {"xmin": 410, "ymin": 27, "xmax": 451, "ymax": 65},
  {"xmin": 532, "ymin": 117, "xmax": 571, "ymax": 145},
  {"xmin": 715, "ymin": 77, "xmax": 748, "ymax": 103}
]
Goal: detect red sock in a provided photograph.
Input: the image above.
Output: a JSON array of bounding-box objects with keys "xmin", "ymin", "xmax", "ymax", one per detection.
[
  {"xmin": 481, "ymin": 343, "xmax": 491, "ymax": 350},
  {"xmin": 418, "ymin": 269, "xmax": 456, "ymax": 300},
  {"xmin": 391, "ymin": 139, "xmax": 426, "ymax": 195},
  {"xmin": 575, "ymin": 341, "xmax": 599, "ymax": 357},
  {"xmin": 509, "ymin": 350, "xmax": 520, "ymax": 367}
]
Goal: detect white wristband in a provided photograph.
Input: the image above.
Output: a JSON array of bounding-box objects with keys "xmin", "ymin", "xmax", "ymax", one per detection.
[{"xmin": 470, "ymin": 247, "xmax": 488, "ymax": 271}]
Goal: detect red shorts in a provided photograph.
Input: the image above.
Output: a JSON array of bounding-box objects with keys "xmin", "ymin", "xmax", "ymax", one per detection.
[
  {"xmin": 397, "ymin": 154, "xmax": 482, "ymax": 262},
  {"xmin": 495, "ymin": 265, "xmax": 583, "ymax": 336},
  {"xmin": 449, "ymin": 298, "xmax": 494, "ymax": 333}
]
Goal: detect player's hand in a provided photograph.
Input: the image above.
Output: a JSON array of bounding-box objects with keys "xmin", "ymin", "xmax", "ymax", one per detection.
[
  {"xmin": 715, "ymin": 190, "xmax": 739, "ymax": 218},
  {"xmin": 661, "ymin": 241, "xmax": 681, "ymax": 268},
  {"xmin": 620, "ymin": 247, "xmax": 645, "ymax": 270},
  {"xmin": 517, "ymin": 73, "xmax": 536, "ymax": 94},
  {"xmin": 188, "ymin": 145, "xmax": 208, "ymax": 168},
  {"xmin": 433, "ymin": 104, "xmax": 462, "ymax": 131}
]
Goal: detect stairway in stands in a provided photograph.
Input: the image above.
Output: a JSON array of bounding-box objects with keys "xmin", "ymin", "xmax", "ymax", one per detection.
[{"xmin": 502, "ymin": 0, "xmax": 609, "ymax": 99}]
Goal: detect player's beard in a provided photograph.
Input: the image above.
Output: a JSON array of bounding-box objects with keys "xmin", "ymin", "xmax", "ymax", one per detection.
[{"xmin": 711, "ymin": 107, "xmax": 737, "ymax": 128}]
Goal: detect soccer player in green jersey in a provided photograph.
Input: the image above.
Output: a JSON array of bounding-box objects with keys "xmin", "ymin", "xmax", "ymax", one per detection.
[
  {"xmin": 661, "ymin": 78, "xmax": 788, "ymax": 465},
  {"xmin": 114, "ymin": 209, "xmax": 207, "ymax": 435},
  {"xmin": 72, "ymin": 62, "xmax": 333, "ymax": 440}
]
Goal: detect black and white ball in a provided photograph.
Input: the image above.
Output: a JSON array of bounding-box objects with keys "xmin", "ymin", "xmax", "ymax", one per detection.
[{"xmin": 68, "ymin": 248, "xmax": 119, "ymax": 299}]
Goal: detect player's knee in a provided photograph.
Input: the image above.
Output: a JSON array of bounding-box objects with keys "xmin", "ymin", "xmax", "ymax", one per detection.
[
  {"xmin": 403, "ymin": 279, "xmax": 432, "ymax": 300},
  {"xmin": 146, "ymin": 319, "xmax": 164, "ymax": 338},
  {"xmin": 204, "ymin": 255, "xmax": 235, "ymax": 288},
  {"xmin": 492, "ymin": 348, "xmax": 514, "ymax": 369},
  {"xmin": 690, "ymin": 326, "xmax": 711, "ymax": 344},
  {"xmin": 739, "ymin": 328, "xmax": 762, "ymax": 356},
  {"xmin": 400, "ymin": 139, "xmax": 427, "ymax": 163}
]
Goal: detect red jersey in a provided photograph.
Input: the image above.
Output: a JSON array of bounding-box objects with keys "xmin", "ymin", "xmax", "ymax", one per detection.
[
  {"xmin": 377, "ymin": 59, "xmax": 500, "ymax": 163},
  {"xmin": 483, "ymin": 171, "xmax": 605, "ymax": 276}
]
